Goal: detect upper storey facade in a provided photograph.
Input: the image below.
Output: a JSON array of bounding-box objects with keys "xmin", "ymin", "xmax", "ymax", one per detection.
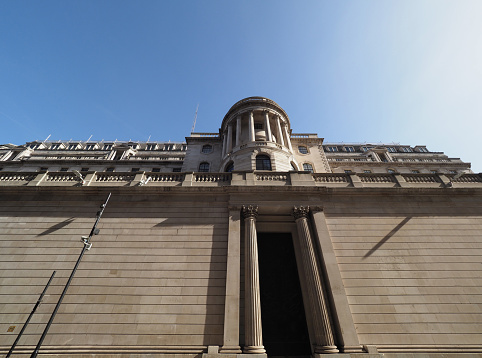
[{"xmin": 0, "ymin": 97, "xmax": 473, "ymax": 176}]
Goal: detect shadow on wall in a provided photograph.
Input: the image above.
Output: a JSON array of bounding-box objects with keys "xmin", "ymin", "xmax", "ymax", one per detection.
[
  {"xmin": 36, "ymin": 217, "xmax": 75, "ymax": 236},
  {"xmin": 363, "ymin": 217, "xmax": 412, "ymax": 259}
]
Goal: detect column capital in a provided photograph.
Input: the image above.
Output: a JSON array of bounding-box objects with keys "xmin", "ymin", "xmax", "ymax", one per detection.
[
  {"xmin": 293, "ymin": 205, "xmax": 310, "ymax": 220},
  {"xmin": 242, "ymin": 205, "xmax": 259, "ymax": 219}
]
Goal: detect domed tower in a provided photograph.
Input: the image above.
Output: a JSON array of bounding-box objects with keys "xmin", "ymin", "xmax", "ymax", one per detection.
[{"xmin": 219, "ymin": 97, "xmax": 297, "ymax": 172}]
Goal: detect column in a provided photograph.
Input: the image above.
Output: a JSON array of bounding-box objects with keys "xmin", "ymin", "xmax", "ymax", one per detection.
[
  {"xmin": 220, "ymin": 207, "xmax": 243, "ymax": 353},
  {"xmin": 293, "ymin": 206, "xmax": 338, "ymax": 353},
  {"xmin": 227, "ymin": 124, "xmax": 233, "ymax": 153},
  {"xmin": 284, "ymin": 125, "xmax": 293, "ymax": 152},
  {"xmin": 264, "ymin": 111, "xmax": 272, "ymax": 142},
  {"xmin": 311, "ymin": 207, "xmax": 363, "ymax": 353},
  {"xmin": 276, "ymin": 116, "xmax": 285, "ymax": 146},
  {"xmin": 242, "ymin": 205, "xmax": 265, "ymax": 354},
  {"xmin": 248, "ymin": 111, "xmax": 255, "ymax": 142},
  {"xmin": 236, "ymin": 115, "xmax": 241, "ymax": 147},
  {"xmin": 222, "ymin": 131, "xmax": 227, "ymax": 157}
]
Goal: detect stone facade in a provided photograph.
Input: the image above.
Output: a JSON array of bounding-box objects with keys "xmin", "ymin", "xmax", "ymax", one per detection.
[{"xmin": 0, "ymin": 97, "xmax": 481, "ymax": 358}]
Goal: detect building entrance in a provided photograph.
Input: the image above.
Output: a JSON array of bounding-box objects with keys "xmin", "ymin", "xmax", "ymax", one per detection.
[{"xmin": 257, "ymin": 233, "xmax": 312, "ymax": 357}]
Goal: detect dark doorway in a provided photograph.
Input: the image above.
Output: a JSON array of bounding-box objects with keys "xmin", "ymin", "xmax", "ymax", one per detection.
[{"xmin": 257, "ymin": 233, "xmax": 312, "ymax": 357}]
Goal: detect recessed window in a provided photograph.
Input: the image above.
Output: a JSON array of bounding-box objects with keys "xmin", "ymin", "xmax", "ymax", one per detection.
[
  {"xmin": 182, "ymin": 145, "xmax": 187, "ymax": 151},
  {"xmin": 361, "ymin": 146, "xmax": 372, "ymax": 152},
  {"xmin": 290, "ymin": 162, "xmax": 298, "ymax": 171},
  {"xmin": 386, "ymin": 147, "xmax": 396, "ymax": 153},
  {"xmin": 164, "ymin": 144, "xmax": 173, "ymax": 151},
  {"xmin": 225, "ymin": 162, "xmax": 234, "ymax": 172},
  {"xmin": 254, "ymin": 123, "xmax": 263, "ymax": 130},
  {"xmin": 298, "ymin": 146, "xmax": 308, "ymax": 154},
  {"xmin": 81, "ymin": 167, "xmax": 89, "ymax": 172},
  {"xmin": 326, "ymin": 146, "xmax": 338, "ymax": 152},
  {"xmin": 401, "ymin": 147, "xmax": 413, "ymax": 153},
  {"xmin": 103, "ymin": 144, "xmax": 113, "ymax": 150},
  {"xmin": 411, "ymin": 170, "xmax": 420, "ymax": 174},
  {"xmin": 40, "ymin": 167, "xmax": 48, "ymax": 171},
  {"xmin": 172, "ymin": 168, "xmax": 181, "ymax": 172},
  {"xmin": 29, "ymin": 144, "xmax": 40, "ymax": 149},
  {"xmin": 387, "ymin": 169, "xmax": 396, "ymax": 174},
  {"xmin": 430, "ymin": 170, "xmax": 438, "ymax": 174},
  {"xmin": 50, "ymin": 144, "xmax": 61, "ymax": 150},
  {"xmin": 256, "ymin": 155, "xmax": 272, "ymax": 171},
  {"xmin": 106, "ymin": 167, "xmax": 115, "ymax": 172},
  {"xmin": 129, "ymin": 144, "xmax": 138, "ymax": 149},
  {"xmin": 418, "ymin": 147, "xmax": 429, "ymax": 152},
  {"xmin": 303, "ymin": 163, "xmax": 314, "ymax": 173},
  {"xmin": 86, "ymin": 144, "xmax": 96, "ymax": 150},
  {"xmin": 344, "ymin": 169, "xmax": 353, "ymax": 174},
  {"xmin": 152, "ymin": 168, "xmax": 160, "ymax": 172},
  {"xmin": 131, "ymin": 168, "xmax": 140, "ymax": 172},
  {"xmin": 68, "ymin": 144, "xmax": 78, "ymax": 150},
  {"xmin": 364, "ymin": 170, "xmax": 372, "ymax": 173},
  {"xmin": 60, "ymin": 167, "xmax": 69, "ymax": 172},
  {"xmin": 146, "ymin": 144, "xmax": 157, "ymax": 151},
  {"xmin": 449, "ymin": 170, "xmax": 457, "ymax": 174},
  {"xmin": 378, "ymin": 153, "xmax": 388, "ymax": 162},
  {"xmin": 344, "ymin": 146, "xmax": 355, "ymax": 152},
  {"xmin": 202, "ymin": 144, "xmax": 213, "ymax": 154},
  {"xmin": 199, "ymin": 162, "xmax": 210, "ymax": 172}
]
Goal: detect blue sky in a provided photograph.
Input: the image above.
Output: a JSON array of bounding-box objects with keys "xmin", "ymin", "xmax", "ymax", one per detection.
[{"xmin": 1, "ymin": 1, "xmax": 481, "ymax": 171}]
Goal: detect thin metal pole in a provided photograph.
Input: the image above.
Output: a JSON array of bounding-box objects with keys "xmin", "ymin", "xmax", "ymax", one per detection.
[
  {"xmin": 6, "ymin": 271, "xmax": 56, "ymax": 358},
  {"xmin": 30, "ymin": 193, "xmax": 111, "ymax": 358}
]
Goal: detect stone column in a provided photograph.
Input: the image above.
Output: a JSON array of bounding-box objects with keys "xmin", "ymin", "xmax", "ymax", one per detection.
[
  {"xmin": 293, "ymin": 206, "xmax": 338, "ymax": 354},
  {"xmin": 264, "ymin": 111, "xmax": 272, "ymax": 142},
  {"xmin": 222, "ymin": 131, "xmax": 227, "ymax": 157},
  {"xmin": 284, "ymin": 125, "xmax": 293, "ymax": 152},
  {"xmin": 220, "ymin": 207, "xmax": 242, "ymax": 354},
  {"xmin": 248, "ymin": 111, "xmax": 255, "ymax": 142},
  {"xmin": 276, "ymin": 116, "xmax": 285, "ymax": 146},
  {"xmin": 242, "ymin": 205, "xmax": 265, "ymax": 354},
  {"xmin": 227, "ymin": 124, "xmax": 233, "ymax": 153},
  {"xmin": 236, "ymin": 115, "xmax": 241, "ymax": 147}
]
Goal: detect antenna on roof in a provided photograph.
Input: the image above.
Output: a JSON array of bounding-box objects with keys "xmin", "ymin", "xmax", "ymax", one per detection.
[
  {"xmin": 191, "ymin": 104, "xmax": 199, "ymax": 133},
  {"xmin": 87, "ymin": 135, "xmax": 93, "ymax": 142},
  {"xmin": 42, "ymin": 134, "xmax": 51, "ymax": 143},
  {"xmin": 147, "ymin": 135, "xmax": 151, "ymax": 142}
]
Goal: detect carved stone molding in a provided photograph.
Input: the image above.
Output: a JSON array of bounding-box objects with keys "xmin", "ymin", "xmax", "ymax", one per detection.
[
  {"xmin": 242, "ymin": 205, "xmax": 259, "ymax": 219},
  {"xmin": 292, "ymin": 205, "xmax": 310, "ymax": 220}
]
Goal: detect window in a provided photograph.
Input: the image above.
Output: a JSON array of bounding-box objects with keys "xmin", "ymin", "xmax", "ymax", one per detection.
[
  {"xmin": 254, "ymin": 123, "xmax": 263, "ymax": 130},
  {"xmin": 344, "ymin": 146, "xmax": 355, "ymax": 152},
  {"xmin": 86, "ymin": 144, "xmax": 96, "ymax": 150},
  {"xmin": 430, "ymin": 170, "xmax": 438, "ymax": 174},
  {"xmin": 29, "ymin": 144, "xmax": 40, "ymax": 149},
  {"xmin": 326, "ymin": 146, "xmax": 338, "ymax": 152},
  {"xmin": 449, "ymin": 170, "xmax": 457, "ymax": 174},
  {"xmin": 401, "ymin": 147, "xmax": 413, "ymax": 152},
  {"xmin": 225, "ymin": 162, "xmax": 234, "ymax": 172},
  {"xmin": 344, "ymin": 169, "xmax": 353, "ymax": 174},
  {"xmin": 172, "ymin": 168, "xmax": 181, "ymax": 172},
  {"xmin": 146, "ymin": 144, "xmax": 157, "ymax": 151},
  {"xmin": 152, "ymin": 168, "xmax": 160, "ymax": 172},
  {"xmin": 68, "ymin": 144, "xmax": 78, "ymax": 150},
  {"xmin": 202, "ymin": 144, "xmax": 213, "ymax": 154},
  {"xmin": 40, "ymin": 167, "xmax": 48, "ymax": 171},
  {"xmin": 411, "ymin": 170, "xmax": 420, "ymax": 174},
  {"xmin": 81, "ymin": 167, "xmax": 89, "ymax": 172},
  {"xmin": 106, "ymin": 167, "xmax": 115, "ymax": 172},
  {"xmin": 298, "ymin": 146, "xmax": 308, "ymax": 154},
  {"xmin": 131, "ymin": 168, "xmax": 140, "ymax": 172},
  {"xmin": 164, "ymin": 144, "xmax": 173, "ymax": 151},
  {"xmin": 361, "ymin": 146, "xmax": 373, "ymax": 152},
  {"xmin": 60, "ymin": 167, "xmax": 68, "ymax": 172},
  {"xmin": 386, "ymin": 147, "xmax": 396, "ymax": 153},
  {"xmin": 418, "ymin": 147, "xmax": 429, "ymax": 152},
  {"xmin": 199, "ymin": 162, "xmax": 210, "ymax": 172},
  {"xmin": 129, "ymin": 144, "xmax": 138, "ymax": 149},
  {"xmin": 364, "ymin": 170, "xmax": 372, "ymax": 173},
  {"xmin": 378, "ymin": 153, "xmax": 389, "ymax": 162},
  {"xmin": 182, "ymin": 145, "xmax": 187, "ymax": 151},
  {"xmin": 290, "ymin": 162, "xmax": 298, "ymax": 171},
  {"xmin": 387, "ymin": 169, "xmax": 396, "ymax": 174},
  {"xmin": 50, "ymin": 144, "xmax": 61, "ymax": 150},
  {"xmin": 256, "ymin": 155, "xmax": 271, "ymax": 170},
  {"xmin": 103, "ymin": 144, "xmax": 112, "ymax": 150},
  {"xmin": 302, "ymin": 163, "xmax": 313, "ymax": 173}
]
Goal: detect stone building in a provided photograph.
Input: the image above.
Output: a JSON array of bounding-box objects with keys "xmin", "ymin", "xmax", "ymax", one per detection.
[{"xmin": 0, "ymin": 97, "xmax": 481, "ymax": 358}]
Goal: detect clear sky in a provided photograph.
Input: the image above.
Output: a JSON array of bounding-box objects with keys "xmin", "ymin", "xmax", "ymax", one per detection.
[{"xmin": 1, "ymin": 1, "xmax": 481, "ymax": 171}]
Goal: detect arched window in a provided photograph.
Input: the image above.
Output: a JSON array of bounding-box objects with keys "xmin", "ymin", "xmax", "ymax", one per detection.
[
  {"xmin": 290, "ymin": 162, "xmax": 298, "ymax": 171},
  {"xmin": 298, "ymin": 146, "xmax": 308, "ymax": 154},
  {"xmin": 199, "ymin": 162, "xmax": 210, "ymax": 172},
  {"xmin": 302, "ymin": 163, "xmax": 313, "ymax": 173},
  {"xmin": 202, "ymin": 144, "xmax": 213, "ymax": 154},
  {"xmin": 225, "ymin": 162, "xmax": 234, "ymax": 172},
  {"xmin": 256, "ymin": 155, "xmax": 272, "ymax": 171}
]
